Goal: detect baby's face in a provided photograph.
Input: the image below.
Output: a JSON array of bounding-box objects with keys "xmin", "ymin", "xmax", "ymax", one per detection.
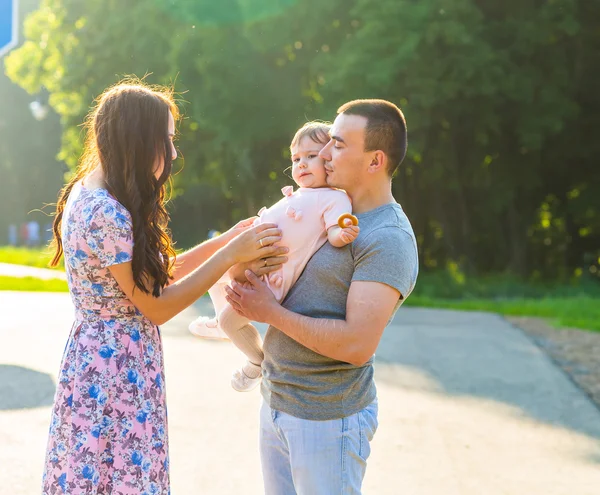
[{"xmin": 290, "ymin": 136, "xmax": 328, "ymax": 189}]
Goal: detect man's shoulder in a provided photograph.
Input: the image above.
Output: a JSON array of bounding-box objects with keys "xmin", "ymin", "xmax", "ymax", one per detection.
[
  {"xmin": 351, "ymin": 204, "xmax": 419, "ymax": 297},
  {"xmin": 361, "ymin": 223, "xmax": 413, "ymax": 244},
  {"xmin": 356, "ymin": 203, "xmax": 416, "ymax": 247},
  {"xmin": 353, "ymin": 224, "xmax": 416, "ymax": 264}
]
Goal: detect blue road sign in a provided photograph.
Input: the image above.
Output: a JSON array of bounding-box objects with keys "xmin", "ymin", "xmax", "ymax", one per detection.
[{"xmin": 0, "ymin": 0, "xmax": 18, "ymax": 58}]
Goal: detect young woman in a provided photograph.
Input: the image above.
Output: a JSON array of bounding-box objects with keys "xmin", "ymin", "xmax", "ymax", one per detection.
[{"xmin": 42, "ymin": 80, "xmax": 285, "ymax": 495}]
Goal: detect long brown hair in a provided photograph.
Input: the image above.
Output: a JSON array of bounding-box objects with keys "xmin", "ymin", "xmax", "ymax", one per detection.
[{"xmin": 50, "ymin": 79, "xmax": 179, "ymax": 297}]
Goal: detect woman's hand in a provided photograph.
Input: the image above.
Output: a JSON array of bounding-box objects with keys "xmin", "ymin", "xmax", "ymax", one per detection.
[
  {"xmin": 219, "ymin": 217, "xmax": 258, "ymax": 244},
  {"xmin": 223, "ymin": 222, "xmax": 282, "ymax": 264}
]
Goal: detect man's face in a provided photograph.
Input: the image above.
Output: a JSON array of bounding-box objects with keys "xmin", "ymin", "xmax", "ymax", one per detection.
[{"xmin": 319, "ymin": 113, "xmax": 370, "ymax": 192}]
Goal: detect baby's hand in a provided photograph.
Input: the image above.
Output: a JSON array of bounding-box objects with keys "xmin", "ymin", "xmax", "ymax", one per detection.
[{"xmin": 338, "ymin": 219, "xmax": 360, "ymax": 244}]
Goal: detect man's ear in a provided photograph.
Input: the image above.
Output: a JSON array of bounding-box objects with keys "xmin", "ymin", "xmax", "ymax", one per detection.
[{"xmin": 368, "ymin": 150, "xmax": 387, "ymax": 174}]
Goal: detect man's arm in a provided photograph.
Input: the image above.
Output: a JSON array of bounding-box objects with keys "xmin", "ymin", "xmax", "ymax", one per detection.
[{"xmin": 225, "ymin": 272, "xmax": 400, "ymax": 366}]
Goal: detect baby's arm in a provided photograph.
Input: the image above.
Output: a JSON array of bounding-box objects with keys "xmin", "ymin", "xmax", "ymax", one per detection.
[
  {"xmin": 322, "ymin": 191, "xmax": 359, "ymax": 248},
  {"xmin": 328, "ymin": 219, "xmax": 360, "ymax": 247}
]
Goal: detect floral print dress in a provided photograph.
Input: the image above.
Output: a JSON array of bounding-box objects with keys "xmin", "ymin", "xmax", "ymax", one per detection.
[{"xmin": 42, "ymin": 183, "xmax": 170, "ymax": 495}]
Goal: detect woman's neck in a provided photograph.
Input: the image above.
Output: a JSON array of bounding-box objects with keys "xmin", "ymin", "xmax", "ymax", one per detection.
[{"xmin": 83, "ymin": 167, "xmax": 106, "ymax": 190}]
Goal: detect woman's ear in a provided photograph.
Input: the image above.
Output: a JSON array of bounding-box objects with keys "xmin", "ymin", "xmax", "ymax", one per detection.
[{"xmin": 368, "ymin": 150, "xmax": 387, "ymax": 174}]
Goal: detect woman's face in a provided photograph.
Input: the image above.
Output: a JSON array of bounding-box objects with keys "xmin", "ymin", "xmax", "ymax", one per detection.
[{"xmin": 154, "ymin": 110, "xmax": 177, "ymax": 180}]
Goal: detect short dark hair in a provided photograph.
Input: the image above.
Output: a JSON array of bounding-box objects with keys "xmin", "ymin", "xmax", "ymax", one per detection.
[{"xmin": 337, "ymin": 99, "xmax": 407, "ymax": 177}]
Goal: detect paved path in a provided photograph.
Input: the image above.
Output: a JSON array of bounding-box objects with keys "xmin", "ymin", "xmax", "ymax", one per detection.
[
  {"xmin": 1, "ymin": 291, "xmax": 599, "ymax": 494},
  {"xmin": 0, "ymin": 262, "xmax": 66, "ymax": 280}
]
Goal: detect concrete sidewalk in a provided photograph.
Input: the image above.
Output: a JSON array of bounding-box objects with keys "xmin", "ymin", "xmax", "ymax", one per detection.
[
  {"xmin": 0, "ymin": 262, "xmax": 66, "ymax": 280},
  {"xmin": 1, "ymin": 291, "xmax": 599, "ymax": 494}
]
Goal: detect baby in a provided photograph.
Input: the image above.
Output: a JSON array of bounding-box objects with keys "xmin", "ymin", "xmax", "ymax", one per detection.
[{"xmin": 189, "ymin": 122, "xmax": 359, "ymax": 391}]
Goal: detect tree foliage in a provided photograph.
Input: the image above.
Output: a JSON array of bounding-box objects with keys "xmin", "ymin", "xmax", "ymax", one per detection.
[
  {"xmin": 0, "ymin": 0, "xmax": 65, "ymax": 242},
  {"xmin": 4, "ymin": 0, "xmax": 599, "ymax": 281}
]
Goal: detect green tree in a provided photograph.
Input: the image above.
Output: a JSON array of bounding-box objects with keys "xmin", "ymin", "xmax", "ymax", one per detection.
[
  {"xmin": 0, "ymin": 0, "xmax": 65, "ymax": 244},
  {"xmin": 312, "ymin": 0, "xmax": 598, "ymax": 279},
  {"xmin": 4, "ymin": 0, "xmax": 599, "ymax": 281}
]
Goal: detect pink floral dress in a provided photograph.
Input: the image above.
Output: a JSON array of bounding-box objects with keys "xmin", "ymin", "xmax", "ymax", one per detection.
[{"xmin": 42, "ymin": 183, "xmax": 170, "ymax": 495}]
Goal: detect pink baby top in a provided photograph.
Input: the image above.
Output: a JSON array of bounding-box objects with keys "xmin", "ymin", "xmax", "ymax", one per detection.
[{"xmin": 256, "ymin": 185, "xmax": 352, "ymax": 301}]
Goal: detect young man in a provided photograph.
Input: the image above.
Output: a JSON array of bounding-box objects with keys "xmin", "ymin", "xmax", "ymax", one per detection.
[{"xmin": 226, "ymin": 99, "xmax": 419, "ymax": 494}]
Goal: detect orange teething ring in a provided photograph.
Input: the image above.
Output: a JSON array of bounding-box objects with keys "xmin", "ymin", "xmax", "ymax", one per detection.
[{"xmin": 337, "ymin": 213, "xmax": 359, "ymax": 228}]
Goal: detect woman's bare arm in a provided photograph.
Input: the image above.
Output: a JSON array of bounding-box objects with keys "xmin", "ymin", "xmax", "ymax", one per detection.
[{"xmin": 109, "ymin": 223, "xmax": 281, "ymax": 325}]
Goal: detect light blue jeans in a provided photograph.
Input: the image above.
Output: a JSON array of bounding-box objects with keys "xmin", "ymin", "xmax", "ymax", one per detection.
[{"xmin": 259, "ymin": 399, "xmax": 379, "ymax": 494}]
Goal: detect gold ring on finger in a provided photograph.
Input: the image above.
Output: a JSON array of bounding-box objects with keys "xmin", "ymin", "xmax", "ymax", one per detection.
[
  {"xmin": 264, "ymin": 259, "xmax": 268, "ymax": 267},
  {"xmin": 260, "ymin": 238, "xmax": 264, "ymax": 247}
]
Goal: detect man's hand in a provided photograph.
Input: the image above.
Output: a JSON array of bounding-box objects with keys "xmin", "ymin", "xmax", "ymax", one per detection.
[
  {"xmin": 225, "ymin": 270, "xmax": 280, "ymax": 323},
  {"xmin": 227, "ymin": 246, "xmax": 288, "ymax": 282}
]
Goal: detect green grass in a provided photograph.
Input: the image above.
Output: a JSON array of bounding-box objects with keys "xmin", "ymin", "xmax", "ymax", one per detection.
[
  {"xmin": 405, "ymin": 295, "xmax": 600, "ymax": 332},
  {"xmin": 0, "ymin": 275, "xmax": 68, "ymax": 292},
  {"xmin": 406, "ymin": 270, "xmax": 600, "ymax": 332},
  {"xmin": 0, "ymin": 246, "xmax": 64, "ymax": 270},
  {"xmin": 413, "ymin": 270, "xmax": 600, "ymax": 300}
]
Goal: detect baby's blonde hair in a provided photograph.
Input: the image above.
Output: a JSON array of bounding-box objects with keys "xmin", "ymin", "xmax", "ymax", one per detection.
[{"xmin": 290, "ymin": 121, "xmax": 331, "ymax": 150}]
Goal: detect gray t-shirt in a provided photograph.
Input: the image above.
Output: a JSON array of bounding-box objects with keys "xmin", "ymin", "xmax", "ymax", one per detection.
[{"xmin": 261, "ymin": 202, "xmax": 419, "ymax": 420}]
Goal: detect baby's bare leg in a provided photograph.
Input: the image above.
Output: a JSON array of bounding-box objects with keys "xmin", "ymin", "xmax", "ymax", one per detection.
[{"xmin": 219, "ymin": 305, "xmax": 264, "ymax": 367}]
